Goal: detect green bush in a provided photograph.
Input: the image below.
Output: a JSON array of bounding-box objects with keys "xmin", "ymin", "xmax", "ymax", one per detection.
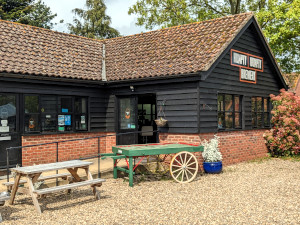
[{"xmin": 264, "ymin": 89, "xmax": 300, "ymax": 156}]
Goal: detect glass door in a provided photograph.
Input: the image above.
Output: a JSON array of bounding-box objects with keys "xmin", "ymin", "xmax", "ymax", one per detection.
[
  {"xmin": 117, "ymin": 96, "xmax": 138, "ymax": 145},
  {"xmin": 0, "ymin": 93, "xmax": 21, "ymax": 168}
]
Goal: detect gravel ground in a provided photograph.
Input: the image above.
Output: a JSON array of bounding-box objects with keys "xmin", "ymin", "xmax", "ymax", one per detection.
[{"xmin": 1, "ymin": 158, "xmax": 300, "ymax": 225}]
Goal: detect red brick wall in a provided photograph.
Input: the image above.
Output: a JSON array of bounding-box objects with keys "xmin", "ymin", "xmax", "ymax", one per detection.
[
  {"xmin": 159, "ymin": 129, "xmax": 268, "ymax": 168},
  {"xmin": 22, "ymin": 132, "xmax": 116, "ymax": 166}
]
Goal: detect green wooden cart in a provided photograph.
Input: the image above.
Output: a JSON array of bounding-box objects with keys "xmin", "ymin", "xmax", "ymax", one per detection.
[{"xmin": 101, "ymin": 143, "xmax": 204, "ymax": 187}]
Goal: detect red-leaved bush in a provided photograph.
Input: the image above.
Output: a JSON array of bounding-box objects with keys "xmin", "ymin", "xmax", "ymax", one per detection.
[{"xmin": 264, "ymin": 89, "xmax": 300, "ymax": 156}]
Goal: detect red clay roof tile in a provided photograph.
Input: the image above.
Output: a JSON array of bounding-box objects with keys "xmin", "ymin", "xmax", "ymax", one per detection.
[{"xmin": 0, "ymin": 12, "xmax": 254, "ymax": 81}]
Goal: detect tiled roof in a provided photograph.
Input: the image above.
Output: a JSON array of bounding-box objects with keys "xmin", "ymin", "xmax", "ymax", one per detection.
[
  {"xmin": 283, "ymin": 73, "xmax": 300, "ymax": 91},
  {"xmin": 0, "ymin": 12, "xmax": 254, "ymax": 82},
  {"xmin": 105, "ymin": 12, "xmax": 253, "ymax": 81},
  {"xmin": 0, "ymin": 20, "xmax": 104, "ymax": 81}
]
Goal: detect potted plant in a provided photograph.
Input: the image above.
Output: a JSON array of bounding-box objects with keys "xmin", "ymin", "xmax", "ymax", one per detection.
[
  {"xmin": 155, "ymin": 100, "xmax": 168, "ymax": 127},
  {"xmin": 202, "ymin": 135, "xmax": 223, "ymax": 173}
]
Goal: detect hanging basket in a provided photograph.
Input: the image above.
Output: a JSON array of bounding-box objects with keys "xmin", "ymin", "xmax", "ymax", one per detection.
[{"xmin": 155, "ymin": 118, "xmax": 168, "ymax": 127}]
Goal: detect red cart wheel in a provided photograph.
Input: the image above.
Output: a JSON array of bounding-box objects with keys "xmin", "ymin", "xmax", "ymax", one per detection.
[{"xmin": 170, "ymin": 151, "xmax": 198, "ymax": 183}]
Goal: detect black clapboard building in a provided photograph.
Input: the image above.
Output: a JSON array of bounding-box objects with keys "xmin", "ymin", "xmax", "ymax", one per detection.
[{"xmin": 0, "ymin": 12, "xmax": 287, "ymax": 167}]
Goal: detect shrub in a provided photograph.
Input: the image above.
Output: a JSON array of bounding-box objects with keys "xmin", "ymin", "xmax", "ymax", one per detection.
[
  {"xmin": 202, "ymin": 135, "xmax": 222, "ymax": 162},
  {"xmin": 264, "ymin": 89, "xmax": 300, "ymax": 156}
]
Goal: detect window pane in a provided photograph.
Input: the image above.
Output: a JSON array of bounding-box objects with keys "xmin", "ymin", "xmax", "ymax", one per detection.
[
  {"xmin": 252, "ymin": 113, "xmax": 257, "ymax": 127},
  {"xmin": 264, "ymin": 112, "xmax": 270, "ymax": 127},
  {"xmin": 0, "ymin": 94, "xmax": 16, "ymax": 132},
  {"xmin": 41, "ymin": 96, "xmax": 57, "ymax": 113},
  {"xmin": 41, "ymin": 115, "xmax": 56, "ymax": 132},
  {"xmin": 225, "ymin": 95, "xmax": 233, "ymax": 111},
  {"xmin": 251, "ymin": 97, "xmax": 256, "ymax": 112},
  {"xmin": 75, "ymin": 115, "xmax": 87, "ymax": 131},
  {"xmin": 234, "ymin": 96, "xmax": 240, "ymax": 112},
  {"xmin": 24, "ymin": 114, "xmax": 39, "ymax": 132},
  {"xmin": 58, "ymin": 115, "xmax": 72, "ymax": 132},
  {"xmin": 264, "ymin": 98, "xmax": 268, "ymax": 112},
  {"xmin": 257, "ymin": 97, "xmax": 262, "ymax": 112},
  {"xmin": 218, "ymin": 112, "xmax": 224, "ymax": 129},
  {"xmin": 225, "ymin": 112, "xmax": 233, "ymax": 128},
  {"xmin": 235, "ymin": 113, "xmax": 241, "ymax": 128},
  {"xmin": 25, "ymin": 96, "xmax": 39, "ymax": 113},
  {"xmin": 120, "ymin": 98, "xmax": 136, "ymax": 130},
  {"xmin": 218, "ymin": 95, "xmax": 224, "ymax": 111},
  {"xmin": 257, "ymin": 112, "xmax": 262, "ymax": 127},
  {"xmin": 59, "ymin": 97, "xmax": 72, "ymax": 113},
  {"xmin": 75, "ymin": 97, "xmax": 87, "ymax": 114}
]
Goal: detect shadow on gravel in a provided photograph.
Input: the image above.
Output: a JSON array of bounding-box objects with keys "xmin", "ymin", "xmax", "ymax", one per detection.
[{"xmin": 1, "ymin": 205, "xmax": 25, "ymax": 222}]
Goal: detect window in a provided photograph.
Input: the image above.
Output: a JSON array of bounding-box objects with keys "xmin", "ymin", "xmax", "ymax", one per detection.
[
  {"xmin": 24, "ymin": 95, "xmax": 40, "ymax": 132},
  {"xmin": 41, "ymin": 96, "xmax": 57, "ymax": 132},
  {"xmin": 0, "ymin": 94, "xmax": 16, "ymax": 132},
  {"xmin": 252, "ymin": 97, "xmax": 270, "ymax": 128},
  {"xmin": 75, "ymin": 97, "xmax": 87, "ymax": 131},
  {"xmin": 218, "ymin": 94, "xmax": 242, "ymax": 129},
  {"xmin": 24, "ymin": 95, "xmax": 88, "ymax": 133}
]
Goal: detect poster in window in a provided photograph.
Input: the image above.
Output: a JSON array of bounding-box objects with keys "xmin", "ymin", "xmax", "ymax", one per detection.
[
  {"xmin": 81, "ymin": 115, "xmax": 85, "ymax": 124},
  {"xmin": 58, "ymin": 115, "xmax": 65, "ymax": 125},
  {"xmin": 65, "ymin": 115, "xmax": 71, "ymax": 125}
]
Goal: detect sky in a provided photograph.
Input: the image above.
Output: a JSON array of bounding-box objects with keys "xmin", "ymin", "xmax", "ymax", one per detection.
[{"xmin": 42, "ymin": 0, "xmax": 147, "ymax": 36}]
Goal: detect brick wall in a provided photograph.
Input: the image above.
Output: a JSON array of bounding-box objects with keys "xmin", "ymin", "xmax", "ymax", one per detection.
[
  {"xmin": 22, "ymin": 132, "xmax": 116, "ymax": 166},
  {"xmin": 159, "ymin": 129, "xmax": 268, "ymax": 168}
]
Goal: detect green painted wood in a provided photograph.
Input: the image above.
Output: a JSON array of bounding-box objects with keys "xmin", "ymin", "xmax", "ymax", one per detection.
[
  {"xmin": 112, "ymin": 144, "xmax": 203, "ymax": 157},
  {"xmin": 115, "ymin": 166, "xmax": 135, "ymax": 175}
]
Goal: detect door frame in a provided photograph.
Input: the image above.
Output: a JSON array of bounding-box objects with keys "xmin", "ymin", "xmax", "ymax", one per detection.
[{"xmin": 116, "ymin": 95, "xmax": 138, "ymax": 145}]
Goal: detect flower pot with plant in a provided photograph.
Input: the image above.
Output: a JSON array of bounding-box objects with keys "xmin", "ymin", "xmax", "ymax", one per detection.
[
  {"xmin": 202, "ymin": 135, "xmax": 222, "ymax": 173},
  {"xmin": 155, "ymin": 100, "xmax": 168, "ymax": 127}
]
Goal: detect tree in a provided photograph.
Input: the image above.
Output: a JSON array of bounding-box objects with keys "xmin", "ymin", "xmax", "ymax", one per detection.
[
  {"xmin": 128, "ymin": 0, "xmax": 300, "ymax": 73},
  {"xmin": 0, "ymin": 0, "xmax": 59, "ymax": 29},
  {"xmin": 68, "ymin": 0, "xmax": 120, "ymax": 39}
]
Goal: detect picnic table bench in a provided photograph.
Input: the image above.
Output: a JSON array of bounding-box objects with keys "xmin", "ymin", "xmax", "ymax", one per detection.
[{"xmin": 8, "ymin": 160, "xmax": 105, "ymax": 214}]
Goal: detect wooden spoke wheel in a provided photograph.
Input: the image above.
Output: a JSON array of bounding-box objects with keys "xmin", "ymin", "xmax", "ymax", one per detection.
[{"xmin": 170, "ymin": 151, "xmax": 198, "ymax": 183}]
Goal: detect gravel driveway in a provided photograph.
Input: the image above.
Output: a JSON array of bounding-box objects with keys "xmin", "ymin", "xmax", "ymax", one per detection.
[{"xmin": 1, "ymin": 158, "xmax": 299, "ymax": 224}]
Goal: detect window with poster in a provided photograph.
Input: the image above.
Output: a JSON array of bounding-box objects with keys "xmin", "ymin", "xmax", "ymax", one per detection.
[{"xmin": 24, "ymin": 95, "xmax": 88, "ymax": 133}]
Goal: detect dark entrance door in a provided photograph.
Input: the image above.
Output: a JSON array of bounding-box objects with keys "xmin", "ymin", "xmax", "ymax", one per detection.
[
  {"xmin": 117, "ymin": 96, "xmax": 138, "ymax": 145},
  {"xmin": 0, "ymin": 94, "xmax": 21, "ymax": 169}
]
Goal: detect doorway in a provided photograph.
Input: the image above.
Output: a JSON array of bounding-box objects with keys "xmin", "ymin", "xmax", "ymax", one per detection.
[
  {"xmin": 116, "ymin": 94, "xmax": 157, "ymax": 145},
  {"xmin": 137, "ymin": 94, "xmax": 157, "ymax": 144},
  {"xmin": 0, "ymin": 93, "xmax": 21, "ymax": 169}
]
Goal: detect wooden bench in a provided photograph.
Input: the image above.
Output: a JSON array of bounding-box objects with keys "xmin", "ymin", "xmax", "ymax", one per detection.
[
  {"xmin": 2, "ymin": 173, "xmax": 71, "ymax": 191},
  {"xmin": 33, "ymin": 178, "xmax": 106, "ymax": 199}
]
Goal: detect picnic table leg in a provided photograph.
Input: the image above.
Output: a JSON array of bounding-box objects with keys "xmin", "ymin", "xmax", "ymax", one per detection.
[
  {"xmin": 83, "ymin": 167, "xmax": 101, "ymax": 200},
  {"xmin": 27, "ymin": 175, "xmax": 42, "ymax": 214},
  {"xmin": 9, "ymin": 173, "xmax": 22, "ymax": 205},
  {"xmin": 113, "ymin": 159, "xmax": 117, "ymax": 179},
  {"xmin": 129, "ymin": 157, "xmax": 133, "ymax": 187}
]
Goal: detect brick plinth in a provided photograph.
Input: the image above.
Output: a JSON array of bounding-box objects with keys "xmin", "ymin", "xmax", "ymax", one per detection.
[
  {"xmin": 22, "ymin": 132, "xmax": 116, "ymax": 166},
  {"xmin": 159, "ymin": 130, "xmax": 268, "ymax": 168}
]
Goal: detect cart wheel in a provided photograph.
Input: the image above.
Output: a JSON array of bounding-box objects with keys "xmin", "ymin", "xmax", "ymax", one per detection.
[{"xmin": 170, "ymin": 151, "xmax": 198, "ymax": 183}]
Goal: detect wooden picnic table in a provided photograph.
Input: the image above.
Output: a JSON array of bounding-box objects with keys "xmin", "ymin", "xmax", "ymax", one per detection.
[{"xmin": 8, "ymin": 160, "xmax": 105, "ymax": 214}]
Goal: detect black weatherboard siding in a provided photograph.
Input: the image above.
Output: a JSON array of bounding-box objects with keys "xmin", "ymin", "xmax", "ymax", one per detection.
[
  {"xmin": 198, "ymin": 23, "xmax": 284, "ymax": 133},
  {"xmin": 106, "ymin": 81, "xmax": 199, "ymax": 134}
]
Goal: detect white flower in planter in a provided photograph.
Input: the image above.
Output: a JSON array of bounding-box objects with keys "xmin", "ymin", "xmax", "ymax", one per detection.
[{"xmin": 202, "ymin": 135, "xmax": 222, "ymax": 162}]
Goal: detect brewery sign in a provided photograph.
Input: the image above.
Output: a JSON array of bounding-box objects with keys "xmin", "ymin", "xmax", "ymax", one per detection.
[{"xmin": 231, "ymin": 49, "xmax": 263, "ymax": 84}]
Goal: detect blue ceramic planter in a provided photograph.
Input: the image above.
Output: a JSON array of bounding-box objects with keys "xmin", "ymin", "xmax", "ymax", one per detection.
[{"xmin": 203, "ymin": 161, "xmax": 222, "ymax": 174}]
